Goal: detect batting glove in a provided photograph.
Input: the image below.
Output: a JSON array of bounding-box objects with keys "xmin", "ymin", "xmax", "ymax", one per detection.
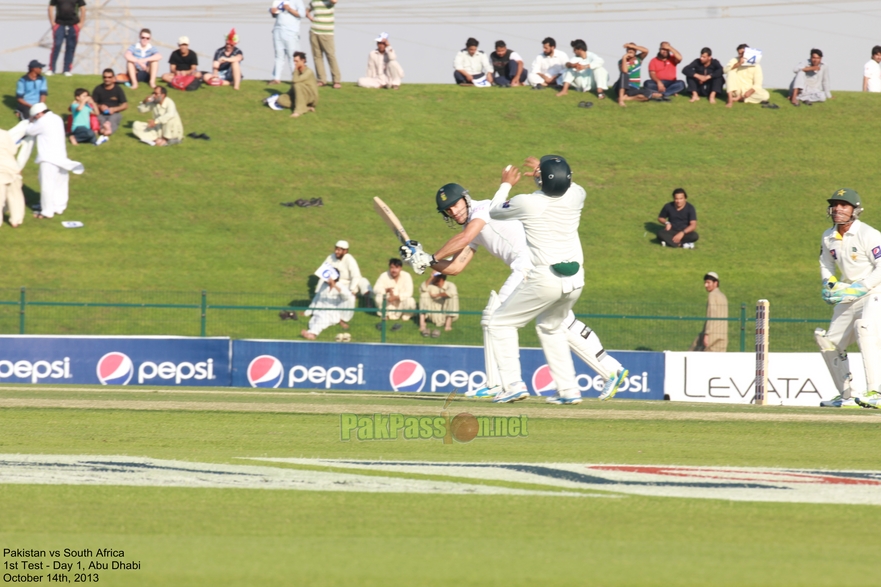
[
  {"xmin": 409, "ymin": 250, "xmax": 435, "ymax": 275},
  {"xmin": 399, "ymin": 240, "xmax": 421, "ymax": 261}
]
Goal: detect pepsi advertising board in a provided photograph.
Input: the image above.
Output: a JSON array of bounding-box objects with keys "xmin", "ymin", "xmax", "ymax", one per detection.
[
  {"xmin": 0, "ymin": 336, "xmax": 231, "ymax": 386},
  {"xmin": 233, "ymin": 340, "xmax": 665, "ymax": 399}
]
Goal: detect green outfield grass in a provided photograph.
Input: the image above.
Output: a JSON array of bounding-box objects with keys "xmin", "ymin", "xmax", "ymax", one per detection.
[{"xmin": 2, "ymin": 386, "xmax": 881, "ymax": 585}]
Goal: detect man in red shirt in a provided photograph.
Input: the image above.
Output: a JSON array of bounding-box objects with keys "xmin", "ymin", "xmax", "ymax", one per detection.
[{"xmin": 644, "ymin": 42, "xmax": 685, "ymax": 100}]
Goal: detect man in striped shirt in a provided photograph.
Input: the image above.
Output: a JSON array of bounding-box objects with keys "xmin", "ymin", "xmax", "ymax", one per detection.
[{"xmin": 307, "ymin": 0, "xmax": 341, "ymax": 88}]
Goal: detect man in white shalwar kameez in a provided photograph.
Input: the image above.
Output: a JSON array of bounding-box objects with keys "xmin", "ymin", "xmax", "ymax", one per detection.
[
  {"xmin": 301, "ymin": 240, "xmax": 363, "ymax": 339},
  {"xmin": 25, "ymin": 103, "xmax": 84, "ymax": 219},
  {"xmin": 0, "ymin": 128, "xmax": 25, "ymax": 227}
]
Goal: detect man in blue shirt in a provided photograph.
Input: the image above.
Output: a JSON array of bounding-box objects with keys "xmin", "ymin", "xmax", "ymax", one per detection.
[
  {"xmin": 16, "ymin": 60, "xmax": 48, "ymax": 119},
  {"xmin": 269, "ymin": 0, "xmax": 305, "ymax": 84},
  {"xmin": 124, "ymin": 29, "xmax": 162, "ymax": 90}
]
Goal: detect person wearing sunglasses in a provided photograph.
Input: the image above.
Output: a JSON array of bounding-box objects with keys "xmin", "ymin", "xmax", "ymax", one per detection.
[
  {"xmin": 91, "ymin": 68, "xmax": 127, "ymax": 138},
  {"xmin": 124, "ymin": 28, "xmax": 162, "ymax": 89}
]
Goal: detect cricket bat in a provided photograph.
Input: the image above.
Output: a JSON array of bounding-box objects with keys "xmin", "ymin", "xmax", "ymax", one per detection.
[{"xmin": 373, "ymin": 197, "xmax": 411, "ymax": 245}]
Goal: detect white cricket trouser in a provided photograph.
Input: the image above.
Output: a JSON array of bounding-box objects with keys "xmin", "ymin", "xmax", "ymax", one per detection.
[
  {"xmin": 826, "ymin": 293, "xmax": 881, "ymax": 391},
  {"xmin": 488, "ymin": 266, "xmax": 582, "ymax": 396},
  {"xmin": 38, "ymin": 162, "xmax": 69, "ymax": 218},
  {"xmin": 826, "ymin": 295, "xmax": 877, "ymax": 350}
]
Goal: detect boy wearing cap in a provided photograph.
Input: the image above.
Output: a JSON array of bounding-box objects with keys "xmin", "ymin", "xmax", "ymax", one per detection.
[
  {"xmin": 161, "ymin": 37, "xmax": 201, "ymax": 86},
  {"xmin": 690, "ymin": 272, "xmax": 728, "ymax": 352},
  {"xmin": 203, "ymin": 30, "xmax": 244, "ymax": 90},
  {"xmin": 16, "ymin": 61, "xmax": 48, "ymax": 119},
  {"xmin": 357, "ymin": 33, "xmax": 404, "ymax": 89},
  {"xmin": 302, "ymin": 241, "xmax": 363, "ymax": 340}
]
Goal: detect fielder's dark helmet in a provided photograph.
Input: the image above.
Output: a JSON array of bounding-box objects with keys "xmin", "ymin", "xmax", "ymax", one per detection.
[
  {"xmin": 436, "ymin": 183, "xmax": 469, "ymax": 213},
  {"xmin": 536, "ymin": 155, "xmax": 572, "ymax": 196}
]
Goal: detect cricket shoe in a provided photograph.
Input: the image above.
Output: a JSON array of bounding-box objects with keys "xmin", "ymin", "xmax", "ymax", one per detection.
[
  {"xmin": 819, "ymin": 395, "xmax": 861, "ymax": 408},
  {"xmin": 465, "ymin": 385, "xmax": 501, "ymax": 398},
  {"xmin": 492, "ymin": 383, "xmax": 529, "ymax": 404},
  {"xmin": 855, "ymin": 391, "xmax": 881, "ymax": 409},
  {"xmin": 546, "ymin": 395, "xmax": 582, "ymax": 405},
  {"xmin": 598, "ymin": 369, "xmax": 628, "ymax": 401}
]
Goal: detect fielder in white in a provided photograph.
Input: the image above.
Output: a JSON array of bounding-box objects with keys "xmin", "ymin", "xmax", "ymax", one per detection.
[
  {"xmin": 25, "ymin": 103, "xmax": 84, "ymax": 219},
  {"xmin": 301, "ymin": 240, "xmax": 363, "ymax": 340},
  {"xmin": 817, "ymin": 188, "xmax": 881, "ymax": 408},
  {"xmin": 403, "ymin": 157, "xmax": 627, "ymax": 404}
]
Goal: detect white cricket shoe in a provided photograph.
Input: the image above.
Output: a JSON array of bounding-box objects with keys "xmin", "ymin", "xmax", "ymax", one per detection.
[
  {"xmin": 264, "ymin": 94, "xmax": 283, "ymax": 110},
  {"xmin": 492, "ymin": 383, "xmax": 529, "ymax": 404},
  {"xmin": 465, "ymin": 385, "xmax": 501, "ymax": 398},
  {"xmin": 599, "ymin": 369, "xmax": 628, "ymax": 401},
  {"xmin": 44, "ymin": 70, "xmax": 54, "ymax": 77},
  {"xmin": 546, "ymin": 395, "xmax": 582, "ymax": 405},
  {"xmin": 95, "ymin": 135, "xmax": 108, "ymax": 146},
  {"xmin": 819, "ymin": 395, "xmax": 861, "ymax": 408},
  {"xmin": 856, "ymin": 391, "xmax": 881, "ymax": 409}
]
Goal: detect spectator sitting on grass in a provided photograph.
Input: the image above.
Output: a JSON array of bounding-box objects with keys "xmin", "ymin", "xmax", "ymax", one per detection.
[
  {"xmin": 645, "ymin": 42, "xmax": 685, "ymax": 100},
  {"xmin": 789, "ymin": 48, "xmax": 831, "ymax": 106},
  {"xmin": 124, "ymin": 28, "xmax": 161, "ymax": 90},
  {"xmin": 160, "ymin": 37, "xmax": 201, "ymax": 86},
  {"xmin": 203, "ymin": 29, "xmax": 244, "ymax": 90},
  {"xmin": 91, "ymin": 68, "xmax": 127, "ymax": 138},
  {"xmin": 724, "ymin": 44, "xmax": 770, "ymax": 108},
  {"xmin": 374, "ymin": 258, "xmax": 416, "ymax": 330},
  {"xmin": 682, "ymin": 47, "xmax": 723, "ymax": 103},
  {"xmin": 15, "ymin": 60, "xmax": 48, "ymax": 120},
  {"xmin": 612, "ymin": 43, "xmax": 657, "ymax": 107},
  {"xmin": 490, "ymin": 40, "xmax": 527, "ymax": 87},
  {"xmin": 68, "ymin": 88, "xmax": 104, "ymax": 146},
  {"xmin": 556, "ymin": 39, "xmax": 609, "ymax": 98},
  {"xmin": 528, "ymin": 37, "xmax": 568, "ymax": 89},
  {"xmin": 272, "ymin": 52, "xmax": 319, "ymax": 118},
  {"xmin": 357, "ymin": 32, "xmax": 404, "ymax": 89},
  {"xmin": 418, "ymin": 272, "xmax": 459, "ymax": 337},
  {"xmin": 454, "ymin": 38, "xmax": 493, "ymax": 86},
  {"xmin": 133, "ymin": 86, "xmax": 183, "ymax": 146},
  {"xmin": 301, "ymin": 240, "xmax": 363, "ymax": 340},
  {"xmin": 657, "ymin": 188, "xmax": 699, "ymax": 249}
]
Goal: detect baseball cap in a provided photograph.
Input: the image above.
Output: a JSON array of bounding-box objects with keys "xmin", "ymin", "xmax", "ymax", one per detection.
[
  {"xmin": 178, "ymin": 36, "xmax": 190, "ymax": 45},
  {"xmin": 335, "ymin": 240, "xmax": 350, "ymax": 249},
  {"xmin": 28, "ymin": 59, "xmax": 45, "ymax": 70},
  {"xmin": 827, "ymin": 188, "xmax": 860, "ymax": 208},
  {"xmin": 375, "ymin": 32, "xmax": 389, "ymax": 43},
  {"xmin": 29, "ymin": 103, "xmax": 48, "ymax": 118},
  {"xmin": 704, "ymin": 271, "xmax": 719, "ymax": 282}
]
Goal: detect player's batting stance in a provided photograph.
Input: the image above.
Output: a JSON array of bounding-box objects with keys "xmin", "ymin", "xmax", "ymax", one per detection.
[
  {"xmin": 401, "ymin": 165, "xmax": 627, "ymax": 401},
  {"xmin": 817, "ymin": 188, "xmax": 881, "ymax": 408}
]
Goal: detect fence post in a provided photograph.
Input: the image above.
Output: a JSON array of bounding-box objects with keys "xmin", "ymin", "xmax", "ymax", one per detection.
[
  {"xmin": 19, "ymin": 287, "xmax": 25, "ymax": 335},
  {"xmin": 381, "ymin": 295, "xmax": 387, "ymax": 343},
  {"xmin": 200, "ymin": 290, "xmax": 207, "ymax": 337},
  {"xmin": 739, "ymin": 303, "xmax": 746, "ymax": 352}
]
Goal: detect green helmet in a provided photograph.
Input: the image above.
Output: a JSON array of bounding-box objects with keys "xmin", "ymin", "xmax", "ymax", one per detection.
[
  {"xmin": 536, "ymin": 155, "xmax": 572, "ymax": 197},
  {"xmin": 827, "ymin": 188, "xmax": 863, "ymax": 222},
  {"xmin": 436, "ymin": 183, "xmax": 469, "ymax": 214}
]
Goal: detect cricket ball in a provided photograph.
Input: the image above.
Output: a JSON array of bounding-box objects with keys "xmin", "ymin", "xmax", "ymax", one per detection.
[{"xmin": 451, "ymin": 412, "xmax": 479, "ymax": 443}]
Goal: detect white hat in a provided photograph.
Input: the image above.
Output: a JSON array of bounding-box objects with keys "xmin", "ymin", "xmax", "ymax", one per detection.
[
  {"xmin": 375, "ymin": 32, "xmax": 389, "ymax": 43},
  {"xmin": 335, "ymin": 240, "xmax": 350, "ymax": 249},
  {"xmin": 704, "ymin": 271, "xmax": 720, "ymax": 281},
  {"xmin": 29, "ymin": 103, "xmax": 48, "ymax": 118},
  {"xmin": 178, "ymin": 36, "xmax": 190, "ymax": 45}
]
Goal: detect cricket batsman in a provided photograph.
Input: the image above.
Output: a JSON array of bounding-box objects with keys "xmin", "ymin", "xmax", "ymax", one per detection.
[
  {"xmin": 817, "ymin": 188, "xmax": 881, "ymax": 408},
  {"xmin": 403, "ymin": 156, "xmax": 626, "ymax": 404}
]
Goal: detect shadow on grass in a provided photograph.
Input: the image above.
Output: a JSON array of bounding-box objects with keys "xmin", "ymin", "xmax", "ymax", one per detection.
[
  {"xmin": 644, "ymin": 221, "xmax": 662, "ymax": 245},
  {"xmin": 23, "ymin": 184, "xmax": 41, "ymax": 211}
]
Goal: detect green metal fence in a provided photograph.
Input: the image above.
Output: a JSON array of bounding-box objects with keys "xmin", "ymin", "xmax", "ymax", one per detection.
[{"xmin": 0, "ymin": 288, "xmax": 831, "ymax": 352}]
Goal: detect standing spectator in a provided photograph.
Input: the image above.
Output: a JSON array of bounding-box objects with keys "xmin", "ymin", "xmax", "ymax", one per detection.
[
  {"xmin": 274, "ymin": 52, "xmax": 319, "ymax": 117},
  {"xmin": 203, "ymin": 30, "xmax": 245, "ymax": 89},
  {"xmin": 269, "ymin": 0, "xmax": 305, "ymax": 85},
  {"xmin": 528, "ymin": 37, "xmax": 568, "ymax": 89},
  {"xmin": 374, "ymin": 258, "xmax": 416, "ymax": 329},
  {"xmin": 160, "ymin": 37, "xmax": 201, "ymax": 86},
  {"xmin": 307, "ymin": 0, "xmax": 340, "ymax": 89},
  {"xmin": 133, "ymin": 87, "xmax": 183, "ymax": 146},
  {"xmin": 301, "ymin": 240, "xmax": 363, "ymax": 340},
  {"xmin": 645, "ymin": 42, "xmax": 685, "ymax": 99},
  {"xmin": 0, "ymin": 128, "xmax": 25, "ymax": 228},
  {"xmin": 124, "ymin": 29, "xmax": 161, "ymax": 90},
  {"xmin": 15, "ymin": 60, "xmax": 48, "ymax": 120},
  {"xmin": 48, "ymin": 0, "xmax": 86, "ymax": 76},
  {"xmin": 724, "ymin": 44, "xmax": 770, "ymax": 107},
  {"xmin": 863, "ymin": 45, "xmax": 881, "ymax": 92},
  {"xmin": 25, "ymin": 103, "xmax": 84, "ymax": 219},
  {"xmin": 689, "ymin": 272, "xmax": 728, "ymax": 352},
  {"xmin": 556, "ymin": 39, "xmax": 609, "ymax": 98},
  {"xmin": 683, "ymin": 47, "xmax": 723, "ymax": 103},
  {"xmin": 454, "ymin": 38, "xmax": 493, "ymax": 86},
  {"xmin": 68, "ymin": 88, "xmax": 101, "ymax": 145},
  {"xmin": 657, "ymin": 188, "xmax": 698, "ymax": 248},
  {"xmin": 612, "ymin": 43, "xmax": 656, "ymax": 107},
  {"xmin": 92, "ymin": 68, "xmax": 128, "ymax": 137},
  {"xmin": 790, "ymin": 49, "xmax": 832, "ymax": 105},
  {"xmin": 357, "ymin": 33, "xmax": 404, "ymax": 89},
  {"xmin": 419, "ymin": 273, "xmax": 459, "ymax": 336},
  {"xmin": 490, "ymin": 40, "xmax": 527, "ymax": 87}
]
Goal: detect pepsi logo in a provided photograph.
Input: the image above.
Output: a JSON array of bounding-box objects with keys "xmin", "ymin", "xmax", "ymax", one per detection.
[
  {"xmin": 531, "ymin": 364, "xmax": 557, "ymax": 396},
  {"xmin": 247, "ymin": 355, "xmax": 284, "ymax": 388},
  {"xmin": 96, "ymin": 352, "xmax": 134, "ymax": 386},
  {"xmin": 389, "ymin": 360, "xmax": 426, "ymax": 392}
]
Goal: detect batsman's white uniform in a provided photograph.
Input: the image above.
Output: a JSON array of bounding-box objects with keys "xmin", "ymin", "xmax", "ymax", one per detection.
[
  {"xmin": 25, "ymin": 111, "xmax": 84, "ymax": 218},
  {"xmin": 486, "ymin": 182, "xmax": 585, "ymax": 398},
  {"xmin": 818, "ymin": 219, "xmax": 881, "ymax": 395},
  {"xmin": 304, "ymin": 252, "xmax": 362, "ymax": 336},
  {"xmin": 465, "ymin": 199, "xmax": 623, "ymax": 389}
]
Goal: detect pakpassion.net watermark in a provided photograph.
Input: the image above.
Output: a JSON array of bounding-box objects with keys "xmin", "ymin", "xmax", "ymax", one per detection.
[{"xmin": 339, "ymin": 391, "xmax": 527, "ymax": 444}]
